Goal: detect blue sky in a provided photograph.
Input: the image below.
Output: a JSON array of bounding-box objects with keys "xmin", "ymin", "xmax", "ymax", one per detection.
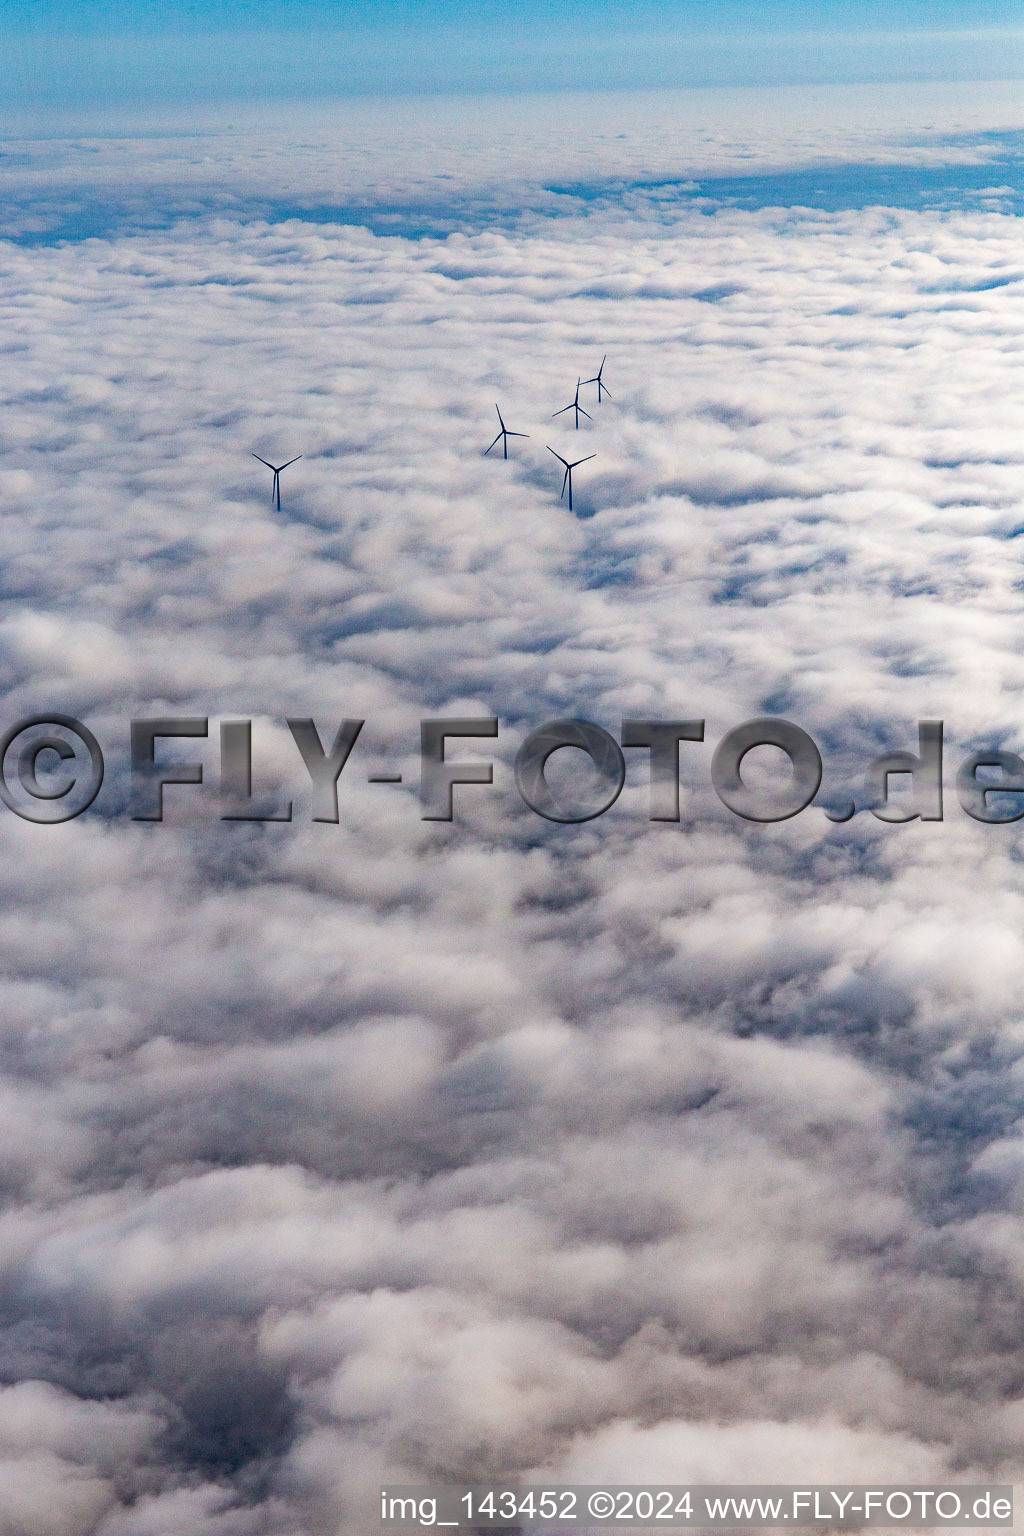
[
  {"xmin": 3, "ymin": 0, "xmax": 1023, "ymax": 108},
  {"xmin": 6, "ymin": 0, "xmax": 1023, "ymax": 32}
]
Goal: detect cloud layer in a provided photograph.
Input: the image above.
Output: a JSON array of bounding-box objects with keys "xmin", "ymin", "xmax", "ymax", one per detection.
[{"xmin": 0, "ymin": 87, "xmax": 1023, "ymax": 1535}]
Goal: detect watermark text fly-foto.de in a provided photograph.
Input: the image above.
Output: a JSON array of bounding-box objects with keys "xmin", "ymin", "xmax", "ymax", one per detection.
[
  {"xmin": 378, "ymin": 1484, "xmax": 1013, "ymax": 1528},
  {"xmin": 4, "ymin": 712, "xmax": 1024, "ymax": 829}
]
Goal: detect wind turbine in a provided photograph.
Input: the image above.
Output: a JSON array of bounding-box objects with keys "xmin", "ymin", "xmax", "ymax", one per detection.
[
  {"xmin": 252, "ymin": 453, "xmax": 302, "ymax": 511},
  {"xmin": 584, "ymin": 355, "xmax": 611, "ymax": 402},
  {"xmin": 552, "ymin": 378, "xmax": 592, "ymax": 430},
  {"xmin": 484, "ymin": 405, "xmax": 529, "ymax": 460},
  {"xmin": 546, "ymin": 446, "xmax": 595, "ymax": 514}
]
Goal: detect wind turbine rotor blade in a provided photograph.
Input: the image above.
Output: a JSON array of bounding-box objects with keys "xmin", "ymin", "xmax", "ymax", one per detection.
[
  {"xmin": 552, "ymin": 403, "xmax": 573, "ymax": 417},
  {"xmin": 252, "ymin": 454, "xmax": 274, "ymax": 469},
  {"xmin": 484, "ymin": 434, "xmax": 503, "ymax": 454},
  {"xmin": 571, "ymin": 455, "xmax": 596, "ymax": 467},
  {"xmin": 579, "ymin": 406, "xmax": 592, "ymax": 420},
  {"xmin": 546, "ymin": 446, "xmax": 569, "ymax": 466},
  {"xmin": 495, "ymin": 405, "xmax": 506, "ymax": 428},
  {"xmin": 560, "ymin": 468, "xmax": 569, "ymax": 498},
  {"xmin": 507, "ymin": 431, "xmax": 529, "ymax": 438},
  {"xmin": 278, "ymin": 456, "xmax": 303, "ymax": 470}
]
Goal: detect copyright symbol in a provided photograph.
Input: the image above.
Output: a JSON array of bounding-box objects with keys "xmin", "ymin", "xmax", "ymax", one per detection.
[
  {"xmin": 0, "ymin": 715, "xmax": 104, "ymax": 824},
  {"xmin": 588, "ymin": 1492, "xmax": 615, "ymax": 1519}
]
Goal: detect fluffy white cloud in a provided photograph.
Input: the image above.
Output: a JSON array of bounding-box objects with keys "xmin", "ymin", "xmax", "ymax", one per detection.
[{"xmin": 0, "ymin": 82, "xmax": 1022, "ymax": 1533}]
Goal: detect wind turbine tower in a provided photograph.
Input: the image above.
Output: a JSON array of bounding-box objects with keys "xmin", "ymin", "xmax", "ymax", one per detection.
[
  {"xmin": 584, "ymin": 356, "xmax": 611, "ymax": 402},
  {"xmin": 252, "ymin": 453, "xmax": 302, "ymax": 512},
  {"xmin": 484, "ymin": 405, "xmax": 529, "ymax": 460},
  {"xmin": 552, "ymin": 378, "xmax": 592, "ymax": 431},
  {"xmin": 546, "ymin": 446, "xmax": 595, "ymax": 514}
]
